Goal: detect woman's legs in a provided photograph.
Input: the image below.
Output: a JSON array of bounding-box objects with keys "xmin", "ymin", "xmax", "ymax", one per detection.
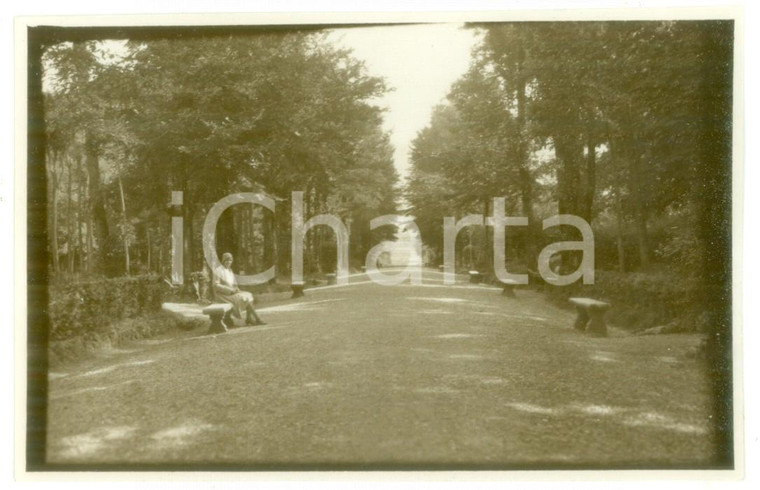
[
  {"xmin": 223, "ymin": 308, "xmax": 235, "ymax": 328},
  {"xmin": 245, "ymin": 302, "xmax": 265, "ymax": 325}
]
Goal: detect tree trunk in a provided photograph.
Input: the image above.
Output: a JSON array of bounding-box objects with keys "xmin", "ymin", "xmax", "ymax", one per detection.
[
  {"xmin": 242, "ymin": 205, "xmax": 250, "ymax": 273},
  {"xmin": 48, "ymin": 151, "xmax": 60, "ymax": 274},
  {"xmin": 250, "ymin": 205, "xmax": 257, "ymax": 273},
  {"xmin": 514, "ymin": 45, "xmax": 538, "ymax": 269},
  {"xmin": 217, "ymin": 203, "xmax": 229, "ymax": 264},
  {"xmin": 182, "ymin": 184, "xmax": 196, "ymax": 277},
  {"xmin": 85, "ymin": 171, "xmax": 94, "ymax": 274},
  {"xmin": 582, "ymin": 135, "xmax": 596, "ymax": 222},
  {"xmin": 269, "ymin": 207, "xmax": 279, "ymax": 278},
  {"xmin": 307, "ymin": 188, "xmax": 317, "ymax": 274},
  {"xmin": 66, "ymin": 154, "xmax": 75, "ymax": 274},
  {"xmin": 615, "ymin": 193, "xmax": 626, "ymax": 272},
  {"xmin": 554, "ymin": 133, "xmax": 585, "ymax": 271},
  {"xmin": 147, "ymin": 228, "xmax": 152, "ymax": 273},
  {"xmin": 554, "ymin": 133, "xmax": 584, "ymax": 217},
  {"xmin": 76, "ymin": 156, "xmax": 84, "ymax": 274},
  {"xmin": 118, "ymin": 177, "xmax": 130, "ymax": 275},
  {"xmin": 628, "ymin": 140, "xmax": 650, "ymax": 269},
  {"xmin": 187, "ymin": 204, "xmax": 196, "ymax": 275},
  {"xmin": 634, "ymin": 209, "xmax": 650, "ymax": 269},
  {"xmin": 607, "ymin": 135, "xmax": 626, "ymax": 272},
  {"xmin": 482, "ymin": 198, "xmax": 492, "ymax": 272},
  {"xmin": 278, "ymin": 203, "xmax": 289, "ymax": 276},
  {"xmin": 263, "ymin": 205, "xmax": 274, "ymax": 274},
  {"xmin": 85, "ymin": 134, "xmax": 109, "ymax": 270},
  {"xmin": 317, "ymin": 193, "xmax": 325, "ymax": 273},
  {"xmin": 232, "ymin": 204, "xmax": 241, "ymax": 272},
  {"xmin": 252, "ymin": 205, "xmax": 259, "ymax": 273},
  {"xmin": 242, "ymin": 204, "xmax": 250, "ymax": 273}
]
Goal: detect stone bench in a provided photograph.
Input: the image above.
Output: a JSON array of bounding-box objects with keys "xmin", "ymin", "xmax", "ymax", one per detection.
[
  {"xmin": 291, "ymin": 281, "xmax": 305, "ymax": 299},
  {"xmin": 202, "ymin": 303, "xmax": 233, "ymax": 334},
  {"xmin": 497, "ymin": 278, "xmax": 520, "ymax": 297},
  {"xmin": 469, "ymin": 270, "xmax": 483, "ymax": 284},
  {"xmin": 528, "ymin": 269, "xmax": 563, "ymax": 290},
  {"xmin": 568, "ymin": 297, "xmax": 610, "ymax": 337}
]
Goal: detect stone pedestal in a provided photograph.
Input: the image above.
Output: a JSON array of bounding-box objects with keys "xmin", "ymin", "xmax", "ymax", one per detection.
[
  {"xmin": 569, "ymin": 298, "xmax": 610, "ymax": 337},
  {"xmin": 202, "ymin": 304, "xmax": 232, "ymax": 335},
  {"xmin": 291, "ymin": 282, "xmax": 305, "ymax": 299},
  {"xmin": 498, "ymin": 279, "xmax": 518, "ymax": 297}
]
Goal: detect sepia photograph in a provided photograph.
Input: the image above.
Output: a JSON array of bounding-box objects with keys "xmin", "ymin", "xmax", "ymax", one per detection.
[{"xmin": 18, "ymin": 6, "xmax": 742, "ymax": 476}]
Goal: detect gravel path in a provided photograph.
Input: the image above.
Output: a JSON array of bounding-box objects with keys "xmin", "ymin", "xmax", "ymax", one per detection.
[{"xmin": 47, "ymin": 270, "xmax": 715, "ymax": 468}]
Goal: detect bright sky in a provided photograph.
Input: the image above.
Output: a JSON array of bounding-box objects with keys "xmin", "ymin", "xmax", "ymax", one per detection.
[{"xmin": 327, "ymin": 24, "xmax": 480, "ymax": 181}]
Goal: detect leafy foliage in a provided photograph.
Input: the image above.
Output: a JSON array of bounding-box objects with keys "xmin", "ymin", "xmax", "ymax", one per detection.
[
  {"xmin": 42, "ymin": 31, "xmax": 399, "ymax": 279},
  {"xmin": 407, "ymin": 21, "xmax": 732, "ymax": 275},
  {"xmin": 48, "ymin": 276, "xmax": 164, "ymax": 340}
]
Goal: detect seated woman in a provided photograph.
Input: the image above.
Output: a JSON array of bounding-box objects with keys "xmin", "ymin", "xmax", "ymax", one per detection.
[{"xmin": 214, "ymin": 252, "xmax": 265, "ymax": 327}]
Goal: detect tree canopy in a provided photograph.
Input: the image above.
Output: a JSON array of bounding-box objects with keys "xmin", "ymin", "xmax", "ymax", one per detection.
[
  {"xmin": 42, "ymin": 31, "xmax": 399, "ymax": 279},
  {"xmin": 406, "ymin": 21, "xmax": 732, "ymax": 278}
]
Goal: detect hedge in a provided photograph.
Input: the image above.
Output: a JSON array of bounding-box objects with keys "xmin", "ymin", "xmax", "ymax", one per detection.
[
  {"xmin": 543, "ymin": 270, "xmax": 711, "ymax": 332},
  {"xmin": 47, "ymin": 311, "xmax": 190, "ymax": 367},
  {"xmin": 48, "ymin": 275, "xmax": 164, "ymax": 341}
]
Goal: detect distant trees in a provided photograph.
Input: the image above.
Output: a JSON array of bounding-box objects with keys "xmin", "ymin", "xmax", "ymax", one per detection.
[
  {"xmin": 407, "ymin": 21, "xmax": 733, "ymax": 280},
  {"xmin": 42, "ymin": 31, "xmax": 398, "ymax": 280}
]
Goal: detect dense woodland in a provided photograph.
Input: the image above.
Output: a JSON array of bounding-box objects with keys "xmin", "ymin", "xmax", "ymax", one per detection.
[
  {"xmin": 42, "ymin": 31, "xmax": 398, "ymax": 282},
  {"xmin": 408, "ymin": 21, "xmax": 731, "ymax": 275},
  {"xmin": 41, "ymin": 22, "xmax": 733, "ymax": 315},
  {"xmin": 408, "ymin": 21, "xmax": 732, "ymax": 325}
]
